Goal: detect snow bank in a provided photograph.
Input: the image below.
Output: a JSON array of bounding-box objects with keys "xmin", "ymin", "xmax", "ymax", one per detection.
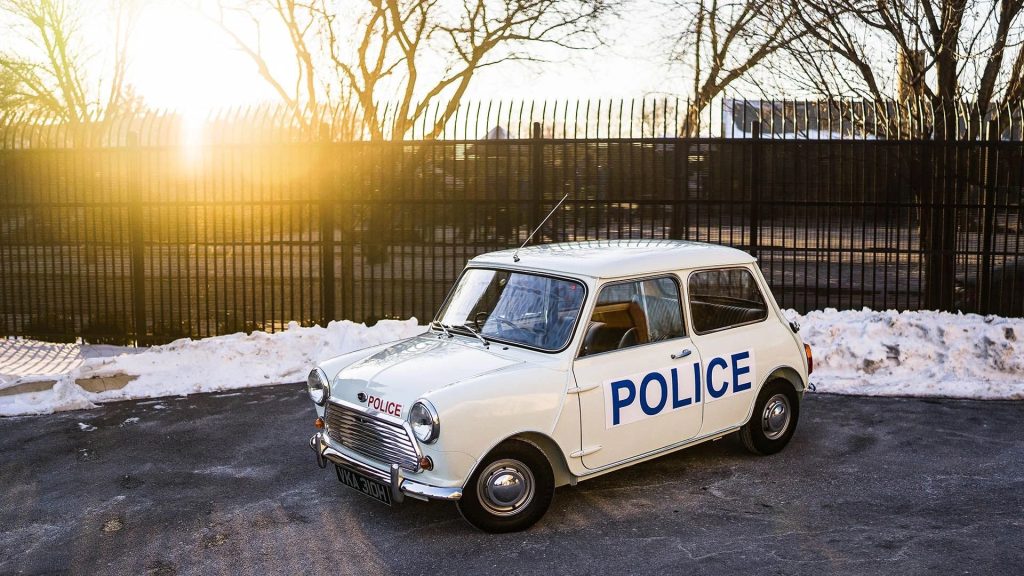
[
  {"xmin": 2, "ymin": 309, "xmax": 1022, "ymax": 417},
  {"xmin": 0, "ymin": 319, "xmax": 424, "ymax": 416},
  {"xmin": 786, "ymin": 308, "xmax": 1024, "ymax": 400}
]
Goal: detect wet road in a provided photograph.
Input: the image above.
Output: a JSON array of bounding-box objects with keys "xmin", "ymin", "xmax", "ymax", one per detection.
[{"xmin": 1, "ymin": 386, "xmax": 1022, "ymax": 575}]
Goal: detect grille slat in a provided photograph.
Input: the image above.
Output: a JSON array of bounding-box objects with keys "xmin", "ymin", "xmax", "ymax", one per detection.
[
  {"xmin": 335, "ymin": 438, "xmax": 416, "ymax": 463},
  {"xmin": 325, "ymin": 402, "xmax": 420, "ymax": 471},
  {"xmin": 327, "ymin": 414, "xmax": 411, "ymax": 436},
  {"xmin": 329, "ymin": 421, "xmax": 411, "ymax": 444}
]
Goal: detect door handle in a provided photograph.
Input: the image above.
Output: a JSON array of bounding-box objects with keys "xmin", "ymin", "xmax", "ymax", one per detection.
[{"xmin": 671, "ymin": 348, "xmax": 692, "ymax": 360}]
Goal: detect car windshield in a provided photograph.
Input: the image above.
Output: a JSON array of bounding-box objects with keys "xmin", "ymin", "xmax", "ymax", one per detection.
[{"xmin": 435, "ymin": 268, "xmax": 586, "ymax": 351}]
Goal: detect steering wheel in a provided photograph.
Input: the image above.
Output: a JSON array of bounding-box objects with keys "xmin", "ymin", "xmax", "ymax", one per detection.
[
  {"xmin": 491, "ymin": 316, "xmax": 520, "ymax": 333},
  {"xmin": 472, "ymin": 311, "xmax": 490, "ymax": 329},
  {"xmin": 475, "ymin": 312, "xmax": 520, "ymax": 333}
]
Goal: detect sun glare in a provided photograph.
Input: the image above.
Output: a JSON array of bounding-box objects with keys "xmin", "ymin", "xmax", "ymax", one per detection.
[
  {"xmin": 127, "ymin": 2, "xmax": 297, "ymax": 163},
  {"xmin": 130, "ymin": 3, "xmax": 287, "ymax": 112},
  {"xmin": 179, "ymin": 106, "xmax": 206, "ymax": 166},
  {"xmin": 124, "ymin": 1, "xmax": 662, "ymax": 116}
]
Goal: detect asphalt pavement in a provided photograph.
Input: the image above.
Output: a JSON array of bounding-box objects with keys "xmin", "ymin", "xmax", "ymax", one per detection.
[{"xmin": 1, "ymin": 386, "xmax": 1022, "ymax": 576}]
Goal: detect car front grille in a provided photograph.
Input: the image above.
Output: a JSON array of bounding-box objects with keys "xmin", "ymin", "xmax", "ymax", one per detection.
[{"xmin": 324, "ymin": 402, "xmax": 420, "ymax": 472}]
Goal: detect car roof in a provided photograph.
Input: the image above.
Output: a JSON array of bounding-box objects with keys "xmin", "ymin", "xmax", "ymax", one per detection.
[{"xmin": 469, "ymin": 239, "xmax": 756, "ymax": 279}]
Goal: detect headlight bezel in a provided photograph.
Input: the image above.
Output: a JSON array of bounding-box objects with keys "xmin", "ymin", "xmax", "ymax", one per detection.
[
  {"xmin": 408, "ymin": 400, "xmax": 440, "ymax": 444},
  {"xmin": 307, "ymin": 368, "xmax": 329, "ymax": 406}
]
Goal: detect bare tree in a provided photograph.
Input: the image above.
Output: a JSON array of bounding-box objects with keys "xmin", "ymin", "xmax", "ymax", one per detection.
[
  {"xmin": 780, "ymin": 0, "xmax": 1024, "ymax": 112},
  {"xmin": 207, "ymin": 0, "xmax": 344, "ymax": 131},
  {"xmin": 664, "ymin": 0, "xmax": 807, "ymax": 135},
  {"xmin": 0, "ymin": 0, "xmax": 139, "ymax": 121},
  {"xmin": 210, "ymin": 0, "xmax": 609, "ymax": 139}
]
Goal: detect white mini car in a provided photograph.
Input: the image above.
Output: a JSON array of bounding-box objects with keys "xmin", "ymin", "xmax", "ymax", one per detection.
[{"xmin": 308, "ymin": 240, "xmax": 812, "ymax": 532}]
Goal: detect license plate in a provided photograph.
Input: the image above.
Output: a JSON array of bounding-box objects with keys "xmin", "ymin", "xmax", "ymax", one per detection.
[{"xmin": 335, "ymin": 465, "xmax": 392, "ymax": 506}]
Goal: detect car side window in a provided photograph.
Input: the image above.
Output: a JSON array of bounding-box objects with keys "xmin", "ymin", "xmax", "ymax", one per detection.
[
  {"xmin": 579, "ymin": 276, "xmax": 685, "ymax": 357},
  {"xmin": 688, "ymin": 268, "xmax": 769, "ymax": 334}
]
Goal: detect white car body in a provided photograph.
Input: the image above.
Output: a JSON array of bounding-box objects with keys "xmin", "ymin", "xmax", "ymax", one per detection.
[{"xmin": 309, "ymin": 240, "xmax": 810, "ymax": 528}]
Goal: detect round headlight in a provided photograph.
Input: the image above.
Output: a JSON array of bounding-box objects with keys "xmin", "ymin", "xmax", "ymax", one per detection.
[
  {"xmin": 307, "ymin": 369, "xmax": 328, "ymax": 405},
  {"xmin": 408, "ymin": 400, "xmax": 440, "ymax": 444}
]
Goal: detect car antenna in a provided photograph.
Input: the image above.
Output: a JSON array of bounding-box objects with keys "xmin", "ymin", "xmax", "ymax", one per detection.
[{"xmin": 512, "ymin": 193, "xmax": 569, "ymax": 262}]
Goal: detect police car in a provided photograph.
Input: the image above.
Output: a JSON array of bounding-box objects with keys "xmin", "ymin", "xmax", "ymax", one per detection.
[{"xmin": 308, "ymin": 240, "xmax": 812, "ymax": 532}]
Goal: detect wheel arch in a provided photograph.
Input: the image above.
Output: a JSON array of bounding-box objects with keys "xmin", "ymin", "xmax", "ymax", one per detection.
[
  {"xmin": 741, "ymin": 365, "xmax": 805, "ymax": 426},
  {"xmin": 469, "ymin": 432, "xmax": 574, "ymax": 489},
  {"xmin": 765, "ymin": 365, "xmax": 806, "ymax": 395}
]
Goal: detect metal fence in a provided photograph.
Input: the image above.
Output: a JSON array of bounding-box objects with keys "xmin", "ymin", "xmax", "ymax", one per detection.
[{"xmin": 1, "ymin": 99, "xmax": 1022, "ymax": 344}]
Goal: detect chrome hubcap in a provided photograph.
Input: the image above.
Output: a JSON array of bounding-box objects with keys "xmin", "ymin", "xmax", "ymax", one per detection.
[
  {"xmin": 761, "ymin": 394, "xmax": 791, "ymax": 440},
  {"xmin": 477, "ymin": 459, "xmax": 535, "ymax": 516}
]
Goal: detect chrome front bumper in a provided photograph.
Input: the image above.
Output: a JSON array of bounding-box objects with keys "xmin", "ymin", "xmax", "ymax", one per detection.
[{"xmin": 309, "ymin": 432, "xmax": 462, "ymax": 503}]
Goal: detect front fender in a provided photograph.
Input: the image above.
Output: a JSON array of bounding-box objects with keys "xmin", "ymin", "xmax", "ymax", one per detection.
[{"xmin": 416, "ymin": 363, "xmax": 572, "ymax": 486}]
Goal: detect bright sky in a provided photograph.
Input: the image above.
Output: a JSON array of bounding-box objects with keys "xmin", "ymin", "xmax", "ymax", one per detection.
[{"xmin": 128, "ymin": 1, "xmax": 672, "ymax": 113}]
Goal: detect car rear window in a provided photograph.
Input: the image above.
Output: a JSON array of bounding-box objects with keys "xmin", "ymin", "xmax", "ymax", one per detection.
[{"xmin": 687, "ymin": 268, "xmax": 768, "ymax": 334}]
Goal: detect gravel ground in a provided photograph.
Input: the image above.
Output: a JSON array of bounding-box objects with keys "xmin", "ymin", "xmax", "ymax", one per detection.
[{"xmin": 1, "ymin": 386, "xmax": 1022, "ymax": 576}]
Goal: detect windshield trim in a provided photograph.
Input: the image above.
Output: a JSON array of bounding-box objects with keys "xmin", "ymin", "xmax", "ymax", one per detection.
[{"xmin": 433, "ymin": 266, "xmax": 590, "ymax": 354}]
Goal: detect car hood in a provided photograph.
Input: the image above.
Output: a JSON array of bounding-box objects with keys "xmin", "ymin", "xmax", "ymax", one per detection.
[{"xmin": 327, "ymin": 334, "xmax": 523, "ymax": 417}]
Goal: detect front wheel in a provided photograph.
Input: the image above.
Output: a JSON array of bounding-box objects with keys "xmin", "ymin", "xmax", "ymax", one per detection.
[
  {"xmin": 740, "ymin": 380, "xmax": 800, "ymax": 455},
  {"xmin": 457, "ymin": 439, "xmax": 554, "ymax": 533}
]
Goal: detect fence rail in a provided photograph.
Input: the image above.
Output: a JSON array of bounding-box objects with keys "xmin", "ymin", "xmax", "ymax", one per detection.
[
  {"xmin": 4, "ymin": 98, "xmax": 1024, "ymax": 145},
  {"xmin": 1, "ymin": 99, "xmax": 1022, "ymax": 344}
]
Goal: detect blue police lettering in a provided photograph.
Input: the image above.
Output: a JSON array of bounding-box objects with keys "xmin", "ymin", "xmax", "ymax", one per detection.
[
  {"xmin": 731, "ymin": 351, "xmax": 752, "ymax": 392},
  {"xmin": 610, "ymin": 379, "xmax": 636, "ymax": 426},
  {"xmin": 706, "ymin": 357, "xmax": 729, "ymax": 399},
  {"xmin": 640, "ymin": 372, "xmax": 668, "ymax": 415},
  {"xmin": 670, "ymin": 367, "xmax": 691, "ymax": 408},
  {"xmin": 693, "ymin": 362, "xmax": 701, "ymax": 404},
  {"xmin": 604, "ymin": 350, "xmax": 755, "ymax": 427}
]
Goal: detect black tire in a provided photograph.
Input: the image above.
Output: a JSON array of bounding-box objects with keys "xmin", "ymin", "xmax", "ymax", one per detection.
[
  {"xmin": 740, "ymin": 380, "xmax": 799, "ymax": 455},
  {"xmin": 457, "ymin": 439, "xmax": 554, "ymax": 533}
]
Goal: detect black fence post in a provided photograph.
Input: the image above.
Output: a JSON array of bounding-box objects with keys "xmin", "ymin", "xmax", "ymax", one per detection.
[
  {"xmin": 749, "ymin": 121, "xmax": 762, "ymax": 258},
  {"xmin": 127, "ymin": 131, "xmax": 147, "ymax": 345},
  {"xmin": 923, "ymin": 124, "xmax": 958, "ymax": 311},
  {"xmin": 670, "ymin": 138, "xmax": 688, "ymax": 239},
  {"xmin": 338, "ymin": 143, "xmax": 354, "ymax": 323},
  {"xmin": 938, "ymin": 117, "xmax": 959, "ymax": 311},
  {"xmin": 920, "ymin": 140, "xmax": 937, "ymax": 310},
  {"xmin": 979, "ymin": 119, "xmax": 999, "ymax": 314},
  {"xmin": 530, "ymin": 122, "xmax": 545, "ymax": 238},
  {"xmin": 318, "ymin": 127, "xmax": 336, "ymax": 328}
]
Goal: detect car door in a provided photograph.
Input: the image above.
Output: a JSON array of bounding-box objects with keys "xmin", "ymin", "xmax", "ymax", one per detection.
[
  {"xmin": 572, "ymin": 275, "xmax": 704, "ymax": 470},
  {"xmin": 685, "ymin": 265, "xmax": 790, "ymax": 436}
]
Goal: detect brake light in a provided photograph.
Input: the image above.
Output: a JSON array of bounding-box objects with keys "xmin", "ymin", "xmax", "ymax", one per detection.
[{"xmin": 804, "ymin": 343, "xmax": 813, "ymax": 375}]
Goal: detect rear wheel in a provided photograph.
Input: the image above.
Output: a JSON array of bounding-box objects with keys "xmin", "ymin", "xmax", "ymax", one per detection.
[
  {"xmin": 740, "ymin": 380, "xmax": 799, "ymax": 455},
  {"xmin": 457, "ymin": 439, "xmax": 554, "ymax": 533}
]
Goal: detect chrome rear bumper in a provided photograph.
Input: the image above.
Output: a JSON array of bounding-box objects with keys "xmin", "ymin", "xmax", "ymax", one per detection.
[{"xmin": 309, "ymin": 432, "xmax": 462, "ymax": 503}]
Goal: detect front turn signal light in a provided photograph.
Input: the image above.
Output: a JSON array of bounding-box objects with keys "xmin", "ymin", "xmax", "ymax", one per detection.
[
  {"xmin": 804, "ymin": 343, "xmax": 813, "ymax": 376},
  {"xmin": 314, "ymin": 417, "xmax": 324, "ymax": 429}
]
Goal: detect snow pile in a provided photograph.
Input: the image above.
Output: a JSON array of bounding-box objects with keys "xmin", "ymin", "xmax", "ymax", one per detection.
[
  {"xmin": 0, "ymin": 319, "xmax": 424, "ymax": 416},
  {"xmin": 787, "ymin": 308, "xmax": 1024, "ymax": 400},
  {"xmin": 0, "ymin": 340, "xmax": 138, "ymax": 386},
  {"xmin": 2, "ymin": 309, "xmax": 1023, "ymax": 417}
]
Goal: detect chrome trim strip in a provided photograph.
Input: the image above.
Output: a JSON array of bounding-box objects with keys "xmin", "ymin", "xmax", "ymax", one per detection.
[
  {"xmin": 310, "ymin": 433, "xmax": 462, "ymax": 502},
  {"xmin": 576, "ymin": 426, "xmax": 742, "ymax": 477},
  {"xmin": 403, "ymin": 482, "xmax": 464, "ymax": 501}
]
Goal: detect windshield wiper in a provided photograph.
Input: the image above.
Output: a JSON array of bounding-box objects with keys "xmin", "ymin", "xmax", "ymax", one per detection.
[
  {"xmin": 430, "ymin": 320, "xmax": 452, "ymax": 338},
  {"xmin": 456, "ymin": 323, "xmax": 489, "ymax": 347}
]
